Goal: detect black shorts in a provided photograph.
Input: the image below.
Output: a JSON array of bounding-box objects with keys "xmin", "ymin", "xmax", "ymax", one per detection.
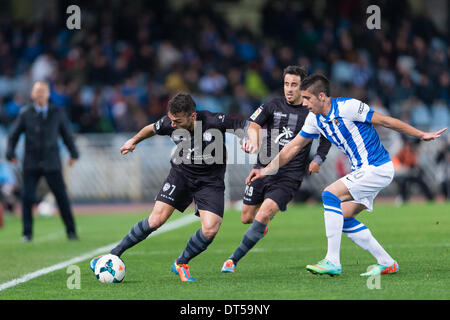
[
  {"xmin": 242, "ymin": 175, "xmax": 302, "ymax": 212},
  {"xmin": 155, "ymin": 168, "xmax": 225, "ymax": 217}
]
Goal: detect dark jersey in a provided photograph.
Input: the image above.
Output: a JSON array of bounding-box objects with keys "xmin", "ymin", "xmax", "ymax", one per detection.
[
  {"xmin": 154, "ymin": 110, "xmax": 248, "ymax": 179},
  {"xmin": 249, "ymin": 97, "xmax": 332, "ymax": 181}
]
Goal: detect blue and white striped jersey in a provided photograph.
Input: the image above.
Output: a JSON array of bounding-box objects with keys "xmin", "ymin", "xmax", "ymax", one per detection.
[{"xmin": 299, "ymin": 97, "xmax": 391, "ymax": 171}]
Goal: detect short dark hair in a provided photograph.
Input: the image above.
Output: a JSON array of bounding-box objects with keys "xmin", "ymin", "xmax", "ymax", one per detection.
[
  {"xmin": 283, "ymin": 65, "xmax": 307, "ymax": 81},
  {"xmin": 300, "ymin": 73, "xmax": 330, "ymax": 96},
  {"xmin": 167, "ymin": 92, "xmax": 196, "ymax": 115}
]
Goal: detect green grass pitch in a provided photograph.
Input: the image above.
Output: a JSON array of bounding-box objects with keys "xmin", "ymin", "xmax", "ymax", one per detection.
[{"xmin": 0, "ymin": 202, "xmax": 448, "ymax": 300}]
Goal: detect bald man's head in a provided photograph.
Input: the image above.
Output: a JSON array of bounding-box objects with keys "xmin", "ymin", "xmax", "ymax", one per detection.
[{"xmin": 31, "ymin": 81, "xmax": 50, "ymax": 107}]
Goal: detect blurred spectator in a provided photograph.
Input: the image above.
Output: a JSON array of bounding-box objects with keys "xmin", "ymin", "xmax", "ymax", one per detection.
[
  {"xmin": 371, "ymin": 97, "xmax": 402, "ymax": 156},
  {"xmin": 436, "ymin": 72, "xmax": 450, "ymax": 104},
  {"xmin": 156, "ymin": 41, "xmax": 182, "ymax": 73},
  {"xmin": 2, "ymin": 93, "xmax": 25, "ymax": 123},
  {"xmin": 352, "ymin": 52, "xmax": 373, "ymax": 88},
  {"xmin": 198, "ymin": 68, "xmax": 227, "ymax": 95},
  {"xmin": 165, "ymin": 67, "xmax": 189, "ymax": 94},
  {"xmin": 409, "ymin": 97, "xmax": 431, "ymax": 131},
  {"xmin": 30, "ymin": 54, "xmax": 55, "ymax": 83},
  {"xmin": 0, "ymin": 160, "xmax": 19, "ymax": 214},
  {"xmin": 430, "ymin": 99, "xmax": 450, "ymax": 132},
  {"xmin": 245, "ymin": 65, "xmax": 269, "ymax": 100},
  {"xmin": 375, "ymin": 56, "xmax": 396, "ymax": 104},
  {"xmin": 228, "ymin": 84, "xmax": 255, "ymax": 117},
  {"xmin": 435, "ymin": 140, "xmax": 450, "ymax": 200},
  {"xmin": 392, "ymin": 138, "xmax": 434, "ymax": 204},
  {"xmin": 0, "ymin": 0, "xmax": 446, "ymax": 134}
]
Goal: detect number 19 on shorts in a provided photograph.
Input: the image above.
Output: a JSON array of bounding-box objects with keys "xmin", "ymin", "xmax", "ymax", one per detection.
[{"xmin": 245, "ymin": 185, "xmax": 253, "ymax": 197}]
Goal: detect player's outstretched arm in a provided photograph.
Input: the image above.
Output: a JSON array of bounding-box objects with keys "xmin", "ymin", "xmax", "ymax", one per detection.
[
  {"xmin": 120, "ymin": 123, "xmax": 156, "ymax": 155},
  {"xmin": 246, "ymin": 135, "xmax": 312, "ymax": 183},
  {"xmin": 371, "ymin": 112, "xmax": 447, "ymax": 141}
]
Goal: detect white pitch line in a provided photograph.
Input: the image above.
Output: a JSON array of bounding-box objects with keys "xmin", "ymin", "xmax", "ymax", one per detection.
[{"xmin": 0, "ymin": 214, "xmax": 198, "ymax": 292}]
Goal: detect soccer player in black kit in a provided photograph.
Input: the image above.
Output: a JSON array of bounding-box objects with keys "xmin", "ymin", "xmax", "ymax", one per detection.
[
  {"xmin": 90, "ymin": 93, "xmax": 249, "ymax": 282},
  {"xmin": 221, "ymin": 66, "xmax": 332, "ymax": 273}
]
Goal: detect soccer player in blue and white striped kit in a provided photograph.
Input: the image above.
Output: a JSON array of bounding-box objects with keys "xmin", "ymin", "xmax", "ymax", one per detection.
[{"xmin": 248, "ymin": 74, "xmax": 447, "ymax": 276}]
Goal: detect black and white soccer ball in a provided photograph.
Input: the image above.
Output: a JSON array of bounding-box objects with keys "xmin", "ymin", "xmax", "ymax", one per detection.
[{"xmin": 94, "ymin": 254, "xmax": 126, "ymax": 283}]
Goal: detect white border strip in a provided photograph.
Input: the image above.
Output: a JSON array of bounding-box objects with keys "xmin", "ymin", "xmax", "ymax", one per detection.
[{"xmin": 0, "ymin": 215, "xmax": 198, "ymax": 292}]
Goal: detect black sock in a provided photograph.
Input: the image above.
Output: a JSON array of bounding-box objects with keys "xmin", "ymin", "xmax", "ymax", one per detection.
[
  {"xmin": 110, "ymin": 218, "xmax": 153, "ymax": 257},
  {"xmin": 176, "ymin": 229, "xmax": 214, "ymax": 265},
  {"xmin": 230, "ymin": 220, "xmax": 266, "ymax": 264}
]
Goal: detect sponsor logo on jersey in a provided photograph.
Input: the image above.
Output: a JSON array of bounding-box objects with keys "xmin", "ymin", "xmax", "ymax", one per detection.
[
  {"xmin": 358, "ymin": 102, "xmax": 365, "ymax": 114},
  {"xmin": 274, "ymin": 126, "xmax": 294, "ymax": 145},
  {"xmin": 273, "ymin": 112, "xmax": 287, "ymax": 118}
]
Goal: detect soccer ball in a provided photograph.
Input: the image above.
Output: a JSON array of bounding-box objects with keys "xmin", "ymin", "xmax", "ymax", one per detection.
[
  {"xmin": 37, "ymin": 201, "xmax": 56, "ymax": 217},
  {"xmin": 94, "ymin": 254, "xmax": 126, "ymax": 283}
]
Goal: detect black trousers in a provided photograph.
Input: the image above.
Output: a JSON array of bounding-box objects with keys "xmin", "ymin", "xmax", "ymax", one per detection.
[
  {"xmin": 22, "ymin": 169, "xmax": 76, "ymax": 237},
  {"xmin": 396, "ymin": 175, "xmax": 434, "ymax": 202}
]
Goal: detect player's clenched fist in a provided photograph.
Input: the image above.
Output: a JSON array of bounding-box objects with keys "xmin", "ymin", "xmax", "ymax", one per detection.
[
  {"xmin": 241, "ymin": 139, "xmax": 258, "ymax": 154},
  {"xmin": 308, "ymin": 161, "xmax": 321, "ymax": 175}
]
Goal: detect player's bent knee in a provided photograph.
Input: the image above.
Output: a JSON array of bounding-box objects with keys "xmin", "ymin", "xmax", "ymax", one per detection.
[
  {"xmin": 255, "ymin": 212, "xmax": 272, "ymax": 225},
  {"xmin": 322, "ymin": 190, "xmax": 340, "ymax": 202},
  {"xmin": 148, "ymin": 216, "xmax": 162, "ymax": 230},
  {"xmin": 148, "ymin": 212, "xmax": 169, "ymax": 230},
  {"xmin": 241, "ymin": 206, "xmax": 257, "ymax": 224},
  {"xmin": 255, "ymin": 200, "xmax": 279, "ymax": 224},
  {"xmin": 202, "ymin": 226, "xmax": 220, "ymax": 239}
]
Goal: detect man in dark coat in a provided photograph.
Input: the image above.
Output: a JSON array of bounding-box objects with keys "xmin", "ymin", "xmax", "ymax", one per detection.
[{"xmin": 6, "ymin": 81, "xmax": 79, "ymax": 242}]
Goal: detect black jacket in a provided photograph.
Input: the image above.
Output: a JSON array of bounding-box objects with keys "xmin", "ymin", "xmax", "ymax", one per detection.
[{"xmin": 6, "ymin": 104, "xmax": 79, "ymax": 172}]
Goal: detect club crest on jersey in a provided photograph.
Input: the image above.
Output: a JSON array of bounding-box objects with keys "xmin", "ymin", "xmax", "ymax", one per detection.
[
  {"xmin": 163, "ymin": 182, "xmax": 171, "ymax": 192},
  {"xmin": 250, "ymin": 107, "xmax": 262, "ymax": 121},
  {"xmin": 334, "ymin": 118, "xmax": 340, "ymax": 126}
]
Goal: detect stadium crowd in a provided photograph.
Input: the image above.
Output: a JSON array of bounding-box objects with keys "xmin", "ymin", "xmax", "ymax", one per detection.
[{"xmin": 0, "ymin": 0, "xmax": 448, "ymax": 135}]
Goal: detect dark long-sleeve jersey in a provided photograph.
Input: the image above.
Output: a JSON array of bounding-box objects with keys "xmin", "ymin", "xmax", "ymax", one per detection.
[
  {"xmin": 249, "ymin": 97, "xmax": 332, "ymax": 181},
  {"xmin": 154, "ymin": 110, "xmax": 249, "ymax": 180}
]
